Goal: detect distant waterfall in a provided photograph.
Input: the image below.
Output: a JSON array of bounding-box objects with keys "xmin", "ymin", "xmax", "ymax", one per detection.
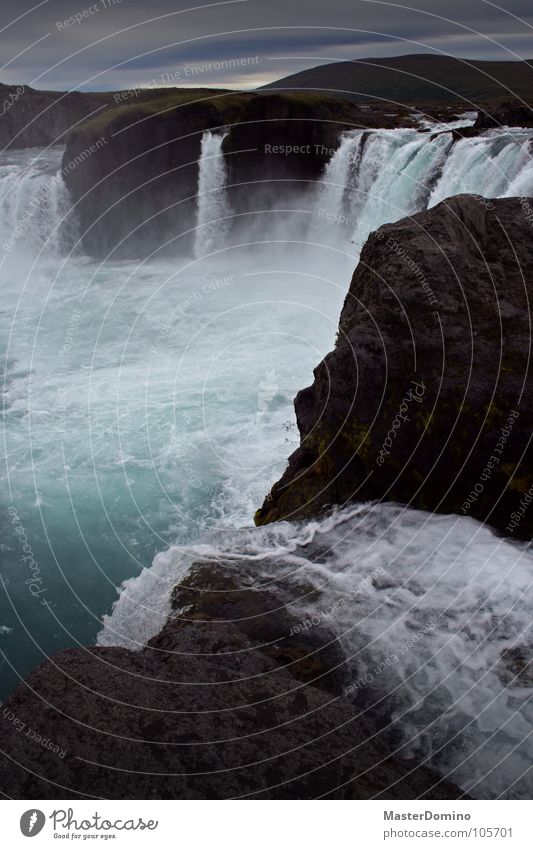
[
  {"xmin": 313, "ymin": 131, "xmax": 366, "ymax": 224},
  {"xmin": 429, "ymin": 129, "xmax": 533, "ymax": 205},
  {"xmin": 190, "ymin": 124, "xmax": 533, "ymax": 261},
  {"xmin": 194, "ymin": 131, "xmax": 232, "ymax": 258},
  {"xmin": 0, "ymin": 150, "xmax": 76, "ymax": 258},
  {"xmin": 311, "ymin": 125, "xmax": 533, "ymax": 253}
]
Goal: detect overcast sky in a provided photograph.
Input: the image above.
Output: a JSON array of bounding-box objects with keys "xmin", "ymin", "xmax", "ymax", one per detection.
[{"xmin": 1, "ymin": 0, "xmax": 533, "ymax": 91}]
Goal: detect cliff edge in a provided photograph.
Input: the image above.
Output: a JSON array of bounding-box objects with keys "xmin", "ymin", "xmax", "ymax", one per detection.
[{"xmin": 256, "ymin": 195, "xmax": 533, "ymax": 538}]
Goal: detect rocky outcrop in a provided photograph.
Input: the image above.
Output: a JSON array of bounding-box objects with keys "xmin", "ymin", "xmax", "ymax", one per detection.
[
  {"xmin": 474, "ymin": 101, "xmax": 533, "ymax": 129},
  {"xmin": 256, "ymin": 196, "xmax": 533, "ymax": 539},
  {"xmin": 0, "ymin": 83, "xmax": 115, "ymax": 149},
  {"xmin": 62, "ymin": 92, "xmax": 242, "ymax": 257},
  {"xmin": 61, "ymin": 89, "xmax": 523, "ymax": 260},
  {"xmin": 0, "ymin": 560, "xmax": 464, "ymax": 799},
  {"xmin": 223, "ymin": 93, "xmax": 395, "ymax": 186}
]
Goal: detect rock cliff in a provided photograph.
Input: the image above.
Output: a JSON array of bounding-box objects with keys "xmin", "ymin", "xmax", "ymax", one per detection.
[
  {"xmin": 0, "ymin": 559, "xmax": 464, "ymax": 799},
  {"xmin": 256, "ymin": 196, "xmax": 533, "ymax": 539},
  {"xmin": 0, "ymin": 83, "xmax": 114, "ymax": 149},
  {"xmin": 474, "ymin": 101, "xmax": 533, "ymax": 129}
]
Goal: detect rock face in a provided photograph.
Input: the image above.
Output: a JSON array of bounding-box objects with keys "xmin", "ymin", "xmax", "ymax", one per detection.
[
  {"xmin": 63, "ymin": 94, "xmax": 237, "ymax": 258},
  {"xmin": 0, "ymin": 83, "xmax": 114, "ymax": 149},
  {"xmin": 474, "ymin": 101, "xmax": 533, "ymax": 129},
  {"xmin": 0, "ymin": 561, "xmax": 463, "ymax": 799},
  {"xmin": 256, "ymin": 196, "xmax": 533, "ymax": 539},
  {"xmin": 223, "ymin": 93, "xmax": 391, "ymax": 185}
]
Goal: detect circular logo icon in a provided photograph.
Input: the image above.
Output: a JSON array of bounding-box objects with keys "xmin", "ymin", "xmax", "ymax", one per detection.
[{"xmin": 20, "ymin": 810, "xmax": 46, "ymax": 837}]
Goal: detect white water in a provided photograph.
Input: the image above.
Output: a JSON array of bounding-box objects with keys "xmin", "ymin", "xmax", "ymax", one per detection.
[
  {"xmin": 114, "ymin": 504, "xmax": 533, "ymax": 798},
  {"xmin": 309, "ymin": 125, "xmax": 533, "ymax": 252},
  {"xmin": 194, "ymin": 130, "xmax": 232, "ymax": 258},
  {"xmin": 102, "ymin": 503, "xmax": 533, "ymax": 799},
  {"xmin": 1, "ymin": 122, "xmax": 533, "ymax": 797},
  {"xmin": 0, "ymin": 148, "xmax": 76, "ymax": 258},
  {"xmin": 0, "ymin": 147, "xmax": 347, "ymax": 700},
  {"xmin": 430, "ymin": 129, "xmax": 533, "ymax": 205}
]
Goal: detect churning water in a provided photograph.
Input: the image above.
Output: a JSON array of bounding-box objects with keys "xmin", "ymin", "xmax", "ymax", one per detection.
[
  {"xmin": 1, "ymin": 122, "xmax": 533, "ymax": 797},
  {"xmin": 101, "ymin": 503, "xmax": 533, "ymax": 799}
]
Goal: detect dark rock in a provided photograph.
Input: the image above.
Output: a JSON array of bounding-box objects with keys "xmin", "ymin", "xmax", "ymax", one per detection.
[
  {"xmin": 224, "ymin": 93, "xmax": 376, "ymax": 187},
  {"xmin": 474, "ymin": 102, "xmax": 533, "ymax": 129},
  {"xmin": 62, "ymin": 94, "xmax": 235, "ymax": 258},
  {"xmin": 0, "ymin": 83, "xmax": 114, "ymax": 150},
  {"xmin": 0, "ymin": 560, "xmax": 464, "ymax": 799},
  {"xmin": 474, "ymin": 103, "xmax": 533, "ymax": 130},
  {"xmin": 427, "ymin": 126, "xmax": 481, "ymax": 143},
  {"xmin": 256, "ymin": 196, "xmax": 533, "ymax": 539}
]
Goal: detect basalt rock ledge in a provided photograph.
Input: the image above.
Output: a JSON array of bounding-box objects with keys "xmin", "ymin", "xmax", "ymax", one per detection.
[
  {"xmin": 0, "ymin": 560, "xmax": 463, "ymax": 799},
  {"xmin": 255, "ymin": 195, "xmax": 533, "ymax": 539}
]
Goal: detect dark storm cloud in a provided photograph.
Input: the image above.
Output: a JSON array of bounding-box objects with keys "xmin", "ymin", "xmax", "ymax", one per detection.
[{"xmin": 0, "ymin": 0, "xmax": 532, "ymax": 90}]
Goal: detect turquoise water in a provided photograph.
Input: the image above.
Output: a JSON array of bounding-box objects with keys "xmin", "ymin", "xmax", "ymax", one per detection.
[{"xmin": 0, "ymin": 149, "xmax": 349, "ymax": 695}]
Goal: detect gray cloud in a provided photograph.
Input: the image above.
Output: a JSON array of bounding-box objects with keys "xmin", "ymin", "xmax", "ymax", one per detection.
[{"xmin": 1, "ymin": 0, "xmax": 532, "ymax": 91}]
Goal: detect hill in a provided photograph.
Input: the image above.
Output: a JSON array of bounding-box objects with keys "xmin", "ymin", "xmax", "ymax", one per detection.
[{"xmin": 262, "ymin": 54, "xmax": 533, "ymax": 105}]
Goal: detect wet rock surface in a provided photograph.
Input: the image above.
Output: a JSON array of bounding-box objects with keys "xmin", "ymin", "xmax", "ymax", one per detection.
[
  {"xmin": 474, "ymin": 102, "xmax": 533, "ymax": 129},
  {"xmin": 0, "ymin": 561, "xmax": 464, "ymax": 799},
  {"xmin": 0, "ymin": 84, "xmax": 115, "ymax": 150},
  {"xmin": 256, "ymin": 196, "xmax": 533, "ymax": 538}
]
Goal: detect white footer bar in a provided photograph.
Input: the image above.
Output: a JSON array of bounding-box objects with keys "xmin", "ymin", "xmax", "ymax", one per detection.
[{"xmin": 2, "ymin": 799, "xmax": 531, "ymax": 848}]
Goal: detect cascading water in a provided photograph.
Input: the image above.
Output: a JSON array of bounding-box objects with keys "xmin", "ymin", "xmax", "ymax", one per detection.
[
  {"xmin": 429, "ymin": 129, "xmax": 533, "ymax": 205},
  {"xmin": 312, "ymin": 130, "xmax": 366, "ymax": 227},
  {"xmin": 0, "ymin": 148, "xmax": 76, "ymax": 259},
  {"xmin": 194, "ymin": 130, "xmax": 232, "ymax": 258},
  {"xmin": 100, "ymin": 503, "xmax": 533, "ymax": 799},
  {"xmin": 7, "ymin": 126, "xmax": 529, "ymax": 266},
  {"xmin": 348, "ymin": 129, "xmax": 452, "ymax": 248},
  {"xmin": 310, "ymin": 125, "xmax": 533, "ymax": 253}
]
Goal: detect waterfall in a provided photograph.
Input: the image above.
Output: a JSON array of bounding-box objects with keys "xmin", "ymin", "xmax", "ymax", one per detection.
[
  {"xmin": 2, "ymin": 127, "xmax": 531, "ymax": 266},
  {"xmin": 190, "ymin": 124, "xmax": 533, "ymax": 261},
  {"xmin": 311, "ymin": 125, "xmax": 533, "ymax": 254},
  {"xmin": 429, "ymin": 129, "xmax": 533, "ymax": 205},
  {"xmin": 348, "ymin": 129, "xmax": 452, "ymax": 248},
  {"xmin": 194, "ymin": 130, "xmax": 232, "ymax": 258},
  {"xmin": 0, "ymin": 150, "xmax": 76, "ymax": 258},
  {"xmin": 313, "ymin": 131, "xmax": 366, "ymax": 226}
]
